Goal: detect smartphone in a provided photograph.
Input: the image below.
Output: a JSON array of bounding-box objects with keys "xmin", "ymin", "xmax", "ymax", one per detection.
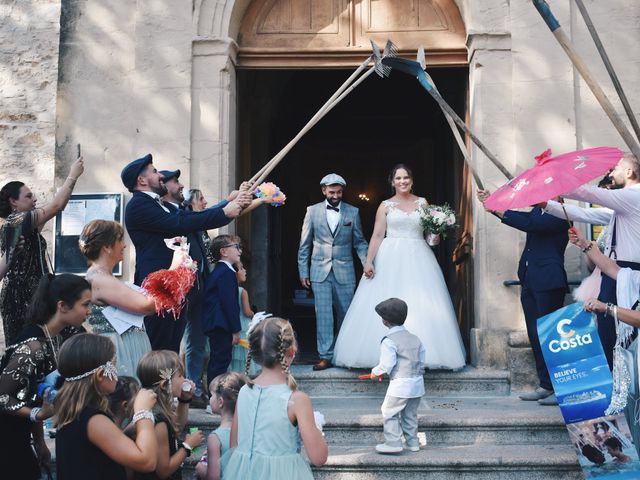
[{"xmin": 77, "ymin": 143, "xmax": 81, "ymax": 158}]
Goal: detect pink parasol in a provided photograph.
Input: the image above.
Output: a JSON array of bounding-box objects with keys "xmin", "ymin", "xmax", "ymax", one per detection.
[{"xmin": 483, "ymin": 146, "xmax": 623, "ymax": 212}]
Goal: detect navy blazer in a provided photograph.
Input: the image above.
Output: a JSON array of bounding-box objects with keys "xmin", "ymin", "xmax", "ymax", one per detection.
[
  {"xmin": 202, "ymin": 262, "xmax": 240, "ymax": 334},
  {"xmin": 501, "ymin": 207, "xmax": 569, "ymax": 292},
  {"xmin": 124, "ymin": 191, "xmax": 231, "ymax": 285}
]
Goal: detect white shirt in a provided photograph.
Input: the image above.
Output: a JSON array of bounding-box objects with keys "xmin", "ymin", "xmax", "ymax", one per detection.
[
  {"xmin": 372, "ymin": 325, "xmax": 426, "ymax": 398},
  {"xmin": 141, "ymin": 191, "xmax": 170, "ymax": 213},
  {"xmin": 617, "ymin": 268, "xmax": 640, "ymax": 310},
  {"xmin": 219, "ymin": 260, "xmax": 236, "ymax": 272},
  {"xmin": 325, "ymin": 200, "xmax": 341, "ymax": 234},
  {"xmin": 545, "ymin": 184, "xmax": 640, "ymax": 262}
]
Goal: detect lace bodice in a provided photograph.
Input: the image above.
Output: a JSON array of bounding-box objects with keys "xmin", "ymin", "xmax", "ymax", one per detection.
[{"xmin": 383, "ymin": 198, "xmax": 427, "ymax": 240}]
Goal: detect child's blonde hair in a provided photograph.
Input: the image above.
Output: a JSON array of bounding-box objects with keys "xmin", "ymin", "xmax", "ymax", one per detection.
[
  {"xmin": 54, "ymin": 333, "xmax": 115, "ymax": 429},
  {"xmin": 246, "ymin": 317, "xmax": 297, "ymax": 391},
  {"xmin": 137, "ymin": 350, "xmax": 184, "ymax": 434},
  {"xmin": 210, "ymin": 372, "xmax": 248, "ymax": 415}
]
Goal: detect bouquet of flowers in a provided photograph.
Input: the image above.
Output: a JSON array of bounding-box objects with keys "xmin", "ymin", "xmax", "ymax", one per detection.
[
  {"xmin": 419, "ymin": 203, "xmax": 458, "ymax": 246},
  {"xmin": 254, "ymin": 182, "xmax": 286, "ymax": 207}
]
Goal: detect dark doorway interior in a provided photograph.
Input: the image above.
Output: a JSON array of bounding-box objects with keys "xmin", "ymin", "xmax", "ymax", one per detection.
[{"xmin": 236, "ymin": 67, "xmax": 470, "ymax": 360}]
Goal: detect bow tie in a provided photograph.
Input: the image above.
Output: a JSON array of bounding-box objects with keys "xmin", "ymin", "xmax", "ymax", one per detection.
[{"xmin": 326, "ymin": 205, "xmax": 339, "ymax": 212}]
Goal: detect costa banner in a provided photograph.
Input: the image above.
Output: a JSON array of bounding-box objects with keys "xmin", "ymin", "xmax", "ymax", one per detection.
[{"xmin": 538, "ymin": 303, "xmax": 640, "ymax": 478}]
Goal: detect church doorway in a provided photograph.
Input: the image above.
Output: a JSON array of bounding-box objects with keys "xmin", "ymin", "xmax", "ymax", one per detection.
[{"xmin": 235, "ymin": 65, "xmax": 472, "ymax": 360}]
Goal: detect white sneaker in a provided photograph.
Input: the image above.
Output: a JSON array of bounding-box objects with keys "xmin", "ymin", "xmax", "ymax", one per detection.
[
  {"xmin": 375, "ymin": 443, "xmax": 403, "ymax": 454},
  {"xmin": 407, "ymin": 445, "xmax": 420, "ymax": 452}
]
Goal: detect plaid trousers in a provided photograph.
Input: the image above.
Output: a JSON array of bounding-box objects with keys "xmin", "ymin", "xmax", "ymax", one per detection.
[{"xmin": 311, "ymin": 270, "xmax": 355, "ymax": 359}]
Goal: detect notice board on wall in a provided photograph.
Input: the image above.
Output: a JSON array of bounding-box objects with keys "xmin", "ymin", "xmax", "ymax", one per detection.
[{"xmin": 54, "ymin": 193, "xmax": 123, "ymax": 275}]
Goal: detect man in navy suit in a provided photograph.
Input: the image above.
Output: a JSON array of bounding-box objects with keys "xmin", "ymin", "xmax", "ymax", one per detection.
[
  {"xmin": 160, "ymin": 168, "xmax": 222, "ymax": 406},
  {"xmin": 202, "ymin": 234, "xmax": 242, "ymax": 382},
  {"xmin": 478, "ymin": 190, "xmax": 568, "ymax": 406},
  {"xmin": 121, "ymin": 154, "xmax": 250, "ymax": 352}
]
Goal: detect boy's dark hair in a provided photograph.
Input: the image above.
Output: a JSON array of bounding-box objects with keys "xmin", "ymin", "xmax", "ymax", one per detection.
[{"xmin": 210, "ymin": 234, "xmax": 234, "ymax": 261}]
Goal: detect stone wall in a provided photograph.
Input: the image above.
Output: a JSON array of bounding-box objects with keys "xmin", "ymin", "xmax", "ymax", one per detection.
[{"xmin": 0, "ymin": 0, "xmax": 61, "ymax": 244}]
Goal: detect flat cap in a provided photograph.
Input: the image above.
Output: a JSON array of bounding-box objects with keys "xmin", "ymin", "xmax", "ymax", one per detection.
[
  {"xmin": 375, "ymin": 297, "xmax": 408, "ymax": 325},
  {"xmin": 320, "ymin": 173, "xmax": 346, "ymax": 187},
  {"xmin": 159, "ymin": 169, "xmax": 180, "ymax": 182},
  {"xmin": 121, "ymin": 154, "xmax": 153, "ymax": 192}
]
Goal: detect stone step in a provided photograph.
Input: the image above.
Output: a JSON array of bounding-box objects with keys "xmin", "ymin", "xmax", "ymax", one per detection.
[
  {"xmin": 186, "ymin": 395, "xmax": 569, "ymax": 447},
  {"xmin": 291, "ymin": 365, "xmax": 510, "ymax": 397},
  {"xmin": 179, "ymin": 444, "xmax": 581, "ymax": 480}
]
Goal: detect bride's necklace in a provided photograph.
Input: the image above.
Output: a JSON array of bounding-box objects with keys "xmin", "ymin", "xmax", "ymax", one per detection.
[{"xmin": 43, "ymin": 324, "xmax": 60, "ymax": 364}]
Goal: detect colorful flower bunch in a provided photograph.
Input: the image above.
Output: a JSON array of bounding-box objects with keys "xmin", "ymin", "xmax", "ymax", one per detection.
[
  {"xmin": 254, "ymin": 182, "xmax": 286, "ymax": 207},
  {"xmin": 419, "ymin": 203, "xmax": 458, "ymax": 239}
]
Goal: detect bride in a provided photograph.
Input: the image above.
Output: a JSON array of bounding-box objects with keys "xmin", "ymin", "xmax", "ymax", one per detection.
[{"xmin": 333, "ymin": 164, "xmax": 466, "ymax": 369}]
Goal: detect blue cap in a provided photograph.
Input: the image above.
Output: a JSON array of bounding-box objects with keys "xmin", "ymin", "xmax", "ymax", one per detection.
[
  {"xmin": 121, "ymin": 154, "xmax": 153, "ymax": 192},
  {"xmin": 159, "ymin": 169, "xmax": 181, "ymax": 182}
]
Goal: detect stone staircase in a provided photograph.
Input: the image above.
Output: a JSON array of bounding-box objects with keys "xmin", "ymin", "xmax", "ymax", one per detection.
[{"xmin": 181, "ymin": 365, "xmax": 583, "ymax": 479}]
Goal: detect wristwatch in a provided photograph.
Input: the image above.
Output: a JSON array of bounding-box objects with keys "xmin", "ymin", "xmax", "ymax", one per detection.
[{"xmin": 181, "ymin": 442, "xmax": 193, "ymax": 457}]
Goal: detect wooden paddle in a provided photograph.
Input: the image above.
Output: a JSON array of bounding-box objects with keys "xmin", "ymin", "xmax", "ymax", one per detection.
[
  {"xmin": 532, "ymin": 0, "xmax": 640, "ymax": 160},
  {"xmin": 248, "ymin": 41, "xmax": 397, "ymax": 187}
]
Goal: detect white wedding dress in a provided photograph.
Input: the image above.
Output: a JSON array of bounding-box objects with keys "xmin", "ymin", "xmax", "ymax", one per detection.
[{"xmin": 333, "ymin": 198, "xmax": 466, "ymax": 370}]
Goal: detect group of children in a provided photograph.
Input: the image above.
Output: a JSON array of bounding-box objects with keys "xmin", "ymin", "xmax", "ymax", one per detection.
[
  {"xmin": 50, "ymin": 297, "xmax": 423, "ymax": 479},
  {"xmin": 50, "ymin": 314, "xmax": 328, "ymax": 480}
]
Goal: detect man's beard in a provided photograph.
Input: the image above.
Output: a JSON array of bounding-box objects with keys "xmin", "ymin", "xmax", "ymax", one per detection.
[
  {"xmin": 152, "ymin": 182, "xmax": 168, "ymax": 196},
  {"xmin": 172, "ymin": 191, "xmax": 185, "ymax": 203},
  {"xmin": 326, "ymin": 197, "xmax": 341, "ymax": 207}
]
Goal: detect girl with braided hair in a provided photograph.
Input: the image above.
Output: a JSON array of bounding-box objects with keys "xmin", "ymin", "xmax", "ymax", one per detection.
[
  {"xmin": 195, "ymin": 372, "xmax": 247, "ymax": 480},
  {"xmin": 223, "ymin": 317, "xmax": 327, "ymax": 479}
]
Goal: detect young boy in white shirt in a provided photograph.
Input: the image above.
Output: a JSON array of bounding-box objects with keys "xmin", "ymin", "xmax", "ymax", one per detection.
[{"xmin": 370, "ymin": 297, "xmax": 426, "ymax": 454}]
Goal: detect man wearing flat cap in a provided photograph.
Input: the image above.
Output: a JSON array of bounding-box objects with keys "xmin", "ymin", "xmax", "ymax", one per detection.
[
  {"xmin": 122, "ymin": 154, "xmax": 250, "ymax": 352},
  {"xmin": 298, "ymin": 173, "xmax": 368, "ymax": 370}
]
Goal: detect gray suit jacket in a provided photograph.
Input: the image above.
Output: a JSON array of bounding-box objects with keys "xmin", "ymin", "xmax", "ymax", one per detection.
[{"xmin": 297, "ymin": 201, "xmax": 368, "ymax": 284}]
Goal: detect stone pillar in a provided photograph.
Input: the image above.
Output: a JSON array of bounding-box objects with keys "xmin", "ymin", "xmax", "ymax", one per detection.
[{"xmin": 191, "ymin": 38, "xmax": 239, "ymax": 217}]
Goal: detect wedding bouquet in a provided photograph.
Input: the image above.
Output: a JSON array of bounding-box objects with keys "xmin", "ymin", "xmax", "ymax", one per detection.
[
  {"xmin": 254, "ymin": 182, "xmax": 286, "ymax": 207},
  {"xmin": 419, "ymin": 203, "xmax": 457, "ymax": 246}
]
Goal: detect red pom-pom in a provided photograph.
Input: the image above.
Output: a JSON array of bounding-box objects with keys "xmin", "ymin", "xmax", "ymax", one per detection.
[{"xmin": 141, "ymin": 266, "xmax": 196, "ymax": 319}]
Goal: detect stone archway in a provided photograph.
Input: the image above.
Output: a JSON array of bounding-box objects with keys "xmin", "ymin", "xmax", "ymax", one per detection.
[{"xmin": 192, "ymin": 0, "xmax": 519, "ymax": 368}]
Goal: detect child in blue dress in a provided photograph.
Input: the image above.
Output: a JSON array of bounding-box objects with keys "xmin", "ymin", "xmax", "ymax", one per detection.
[
  {"xmin": 223, "ymin": 317, "xmax": 328, "ymax": 479},
  {"xmin": 195, "ymin": 372, "xmax": 247, "ymax": 479}
]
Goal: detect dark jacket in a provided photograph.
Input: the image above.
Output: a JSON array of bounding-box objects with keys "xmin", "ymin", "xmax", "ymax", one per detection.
[
  {"xmin": 124, "ymin": 191, "xmax": 230, "ymax": 284},
  {"xmin": 501, "ymin": 207, "xmax": 569, "ymax": 292},
  {"xmin": 201, "ymin": 262, "xmax": 240, "ymax": 334}
]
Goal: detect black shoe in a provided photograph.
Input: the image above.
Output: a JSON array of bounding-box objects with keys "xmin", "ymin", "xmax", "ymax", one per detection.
[
  {"xmin": 313, "ymin": 359, "xmax": 333, "ymax": 371},
  {"xmin": 191, "ymin": 393, "xmax": 209, "ymax": 409}
]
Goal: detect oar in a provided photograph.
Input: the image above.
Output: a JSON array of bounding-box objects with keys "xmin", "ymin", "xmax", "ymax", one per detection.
[
  {"xmin": 249, "ymin": 41, "xmax": 397, "ymax": 186},
  {"xmin": 572, "ymin": 0, "xmax": 640, "ymax": 142},
  {"xmin": 531, "ymin": 0, "xmax": 640, "ymax": 160},
  {"xmin": 417, "ymin": 48, "xmax": 484, "ymax": 190},
  {"xmin": 382, "ymin": 56, "xmax": 513, "ymax": 181}
]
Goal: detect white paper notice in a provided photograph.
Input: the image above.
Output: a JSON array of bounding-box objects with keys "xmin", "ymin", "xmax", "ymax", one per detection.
[{"xmin": 60, "ymin": 200, "xmax": 86, "ymax": 236}]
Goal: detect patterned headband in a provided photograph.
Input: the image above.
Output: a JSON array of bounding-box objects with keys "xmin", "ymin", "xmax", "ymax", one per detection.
[{"xmin": 65, "ymin": 360, "xmax": 118, "ymax": 382}]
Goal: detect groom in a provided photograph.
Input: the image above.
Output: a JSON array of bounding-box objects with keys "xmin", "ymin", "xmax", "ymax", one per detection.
[{"xmin": 298, "ymin": 173, "xmax": 368, "ymax": 370}]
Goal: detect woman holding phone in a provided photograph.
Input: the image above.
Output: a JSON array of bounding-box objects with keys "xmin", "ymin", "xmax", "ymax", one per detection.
[{"xmin": 0, "ymin": 154, "xmax": 84, "ymax": 345}]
